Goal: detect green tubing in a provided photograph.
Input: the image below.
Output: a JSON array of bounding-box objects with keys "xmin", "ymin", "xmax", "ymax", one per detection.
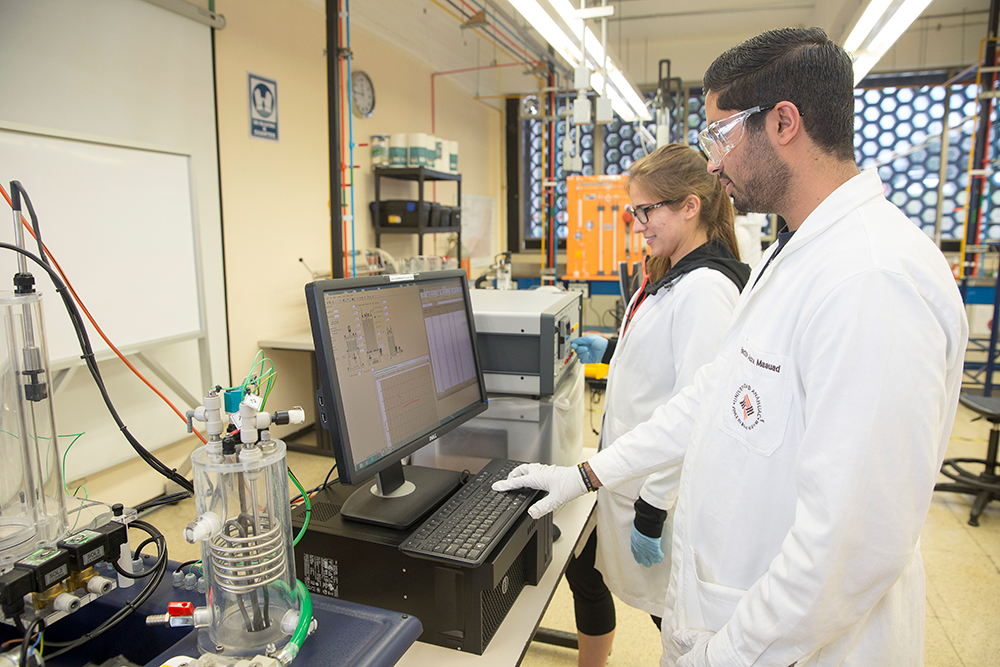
[
  {"xmin": 288, "ymin": 470, "xmax": 311, "ymax": 546},
  {"xmin": 272, "ymin": 580, "xmax": 312, "ymax": 664},
  {"xmin": 291, "ymin": 579, "xmax": 312, "ymax": 647}
]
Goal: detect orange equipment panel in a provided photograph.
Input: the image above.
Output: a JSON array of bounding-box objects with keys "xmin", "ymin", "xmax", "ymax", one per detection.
[{"xmin": 564, "ymin": 175, "xmax": 645, "ymax": 280}]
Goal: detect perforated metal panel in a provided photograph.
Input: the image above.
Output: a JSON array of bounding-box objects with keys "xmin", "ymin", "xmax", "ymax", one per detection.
[
  {"xmin": 854, "ymin": 83, "xmax": 989, "ymax": 240},
  {"xmin": 687, "ymin": 91, "xmax": 706, "ymax": 147},
  {"xmin": 601, "ymin": 116, "xmax": 658, "ymax": 175},
  {"xmin": 525, "ymin": 97, "xmax": 594, "ymax": 240},
  {"xmin": 525, "ymin": 79, "xmax": 992, "ymax": 243},
  {"xmin": 480, "ymin": 545, "xmax": 527, "ymax": 646}
]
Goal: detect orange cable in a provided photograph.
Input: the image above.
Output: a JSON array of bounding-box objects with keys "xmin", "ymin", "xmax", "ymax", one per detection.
[{"xmin": 0, "ymin": 183, "xmax": 207, "ymax": 445}]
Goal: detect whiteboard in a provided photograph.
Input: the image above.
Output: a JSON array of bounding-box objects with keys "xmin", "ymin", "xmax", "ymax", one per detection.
[{"xmin": 0, "ymin": 127, "xmax": 203, "ymax": 366}]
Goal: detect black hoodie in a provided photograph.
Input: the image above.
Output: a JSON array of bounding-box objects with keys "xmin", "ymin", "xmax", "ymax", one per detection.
[{"xmin": 600, "ymin": 237, "xmax": 751, "ymax": 365}]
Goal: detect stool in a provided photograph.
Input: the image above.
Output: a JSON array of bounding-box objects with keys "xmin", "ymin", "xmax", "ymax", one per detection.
[{"xmin": 935, "ymin": 393, "xmax": 1000, "ymax": 526}]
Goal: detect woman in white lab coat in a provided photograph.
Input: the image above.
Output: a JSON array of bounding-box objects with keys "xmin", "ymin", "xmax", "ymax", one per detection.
[{"xmin": 565, "ymin": 144, "xmax": 750, "ymax": 667}]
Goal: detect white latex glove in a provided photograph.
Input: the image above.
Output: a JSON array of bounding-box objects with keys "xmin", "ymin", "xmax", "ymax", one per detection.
[
  {"xmin": 491, "ymin": 463, "xmax": 587, "ymax": 519},
  {"xmin": 674, "ymin": 629, "xmax": 714, "ymax": 667}
]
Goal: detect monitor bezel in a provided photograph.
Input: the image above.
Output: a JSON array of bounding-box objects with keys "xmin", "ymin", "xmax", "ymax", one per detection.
[{"xmin": 305, "ymin": 270, "xmax": 489, "ymax": 487}]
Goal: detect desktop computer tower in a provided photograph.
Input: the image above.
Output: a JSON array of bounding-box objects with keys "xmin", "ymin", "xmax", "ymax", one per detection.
[{"xmin": 291, "ymin": 481, "xmax": 553, "ymax": 654}]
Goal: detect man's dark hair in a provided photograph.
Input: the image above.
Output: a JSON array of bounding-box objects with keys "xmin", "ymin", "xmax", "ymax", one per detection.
[{"xmin": 703, "ymin": 27, "xmax": 856, "ymax": 163}]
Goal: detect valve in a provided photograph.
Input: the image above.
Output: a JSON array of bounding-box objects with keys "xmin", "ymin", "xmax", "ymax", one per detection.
[{"xmin": 146, "ymin": 601, "xmax": 205, "ymax": 628}]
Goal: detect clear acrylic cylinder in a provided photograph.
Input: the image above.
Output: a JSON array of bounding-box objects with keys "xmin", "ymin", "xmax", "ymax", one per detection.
[
  {"xmin": 0, "ymin": 291, "xmax": 69, "ymax": 568},
  {"xmin": 188, "ymin": 439, "xmax": 299, "ymax": 659}
]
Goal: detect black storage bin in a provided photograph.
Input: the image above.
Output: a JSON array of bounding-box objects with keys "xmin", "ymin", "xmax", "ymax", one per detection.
[
  {"xmin": 428, "ymin": 201, "xmax": 442, "ymax": 227},
  {"xmin": 372, "ymin": 200, "xmax": 431, "ymax": 227},
  {"xmin": 448, "ymin": 206, "xmax": 461, "ymax": 229},
  {"xmin": 438, "ymin": 205, "xmax": 452, "ymax": 228}
]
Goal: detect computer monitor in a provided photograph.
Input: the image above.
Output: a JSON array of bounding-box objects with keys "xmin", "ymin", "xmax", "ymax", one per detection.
[{"xmin": 305, "ymin": 270, "xmax": 489, "ymax": 529}]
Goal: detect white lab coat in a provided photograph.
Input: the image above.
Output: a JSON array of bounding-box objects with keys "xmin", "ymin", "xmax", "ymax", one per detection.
[
  {"xmin": 596, "ymin": 267, "xmax": 741, "ymax": 616},
  {"xmin": 588, "ymin": 170, "xmax": 969, "ymax": 666}
]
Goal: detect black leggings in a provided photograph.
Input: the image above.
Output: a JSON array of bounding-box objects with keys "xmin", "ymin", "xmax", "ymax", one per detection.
[{"xmin": 565, "ymin": 529, "xmax": 662, "ymax": 636}]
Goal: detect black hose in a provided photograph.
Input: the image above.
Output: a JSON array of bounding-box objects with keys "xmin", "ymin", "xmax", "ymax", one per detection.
[
  {"xmin": 0, "ymin": 242, "xmax": 193, "ymax": 493},
  {"xmin": 135, "ymin": 491, "xmax": 192, "ymax": 514},
  {"xmin": 44, "ymin": 538, "xmax": 167, "ymax": 658},
  {"xmin": 9, "ymin": 181, "xmax": 47, "ymax": 267},
  {"xmin": 111, "ymin": 520, "xmax": 166, "ymax": 579},
  {"xmin": 175, "ymin": 559, "xmax": 200, "ymax": 575}
]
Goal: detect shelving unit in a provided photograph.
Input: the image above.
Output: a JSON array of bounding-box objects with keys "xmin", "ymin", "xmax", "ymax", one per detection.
[{"xmin": 372, "ymin": 166, "xmax": 462, "ymax": 261}]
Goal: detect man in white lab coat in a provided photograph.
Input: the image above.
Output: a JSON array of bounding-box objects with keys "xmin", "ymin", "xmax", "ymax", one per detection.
[{"xmin": 495, "ymin": 27, "xmax": 969, "ymax": 666}]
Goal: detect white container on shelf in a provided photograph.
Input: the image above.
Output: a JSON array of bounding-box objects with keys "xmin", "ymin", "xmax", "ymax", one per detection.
[
  {"xmin": 434, "ymin": 137, "xmax": 446, "ymax": 171},
  {"xmin": 407, "ymin": 132, "xmax": 427, "ymax": 167},
  {"xmin": 370, "ymin": 134, "xmax": 390, "ymax": 168},
  {"xmin": 426, "ymin": 134, "xmax": 438, "ymax": 171},
  {"xmin": 448, "ymin": 140, "xmax": 459, "ymax": 173},
  {"xmin": 389, "ymin": 133, "xmax": 407, "ymax": 167}
]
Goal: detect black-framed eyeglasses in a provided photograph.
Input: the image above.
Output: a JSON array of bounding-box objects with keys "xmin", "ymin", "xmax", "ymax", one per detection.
[{"xmin": 625, "ymin": 199, "xmax": 680, "ymax": 224}]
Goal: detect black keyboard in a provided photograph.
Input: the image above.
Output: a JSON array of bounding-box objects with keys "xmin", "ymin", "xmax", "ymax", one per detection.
[{"xmin": 399, "ymin": 459, "xmax": 542, "ymax": 567}]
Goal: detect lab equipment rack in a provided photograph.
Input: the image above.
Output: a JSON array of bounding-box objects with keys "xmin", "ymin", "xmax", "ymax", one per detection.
[{"xmin": 372, "ymin": 166, "xmax": 462, "ymax": 261}]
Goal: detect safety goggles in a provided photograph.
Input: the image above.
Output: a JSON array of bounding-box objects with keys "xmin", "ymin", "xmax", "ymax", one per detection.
[
  {"xmin": 625, "ymin": 199, "xmax": 680, "ymax": 224},
  {"xmin": 698, "ymin": 104, "xmax": 775, "ymax": 165}
]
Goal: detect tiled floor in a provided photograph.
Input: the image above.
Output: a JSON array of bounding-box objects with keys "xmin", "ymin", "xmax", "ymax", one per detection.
[{"xmin": 129, "ymin": 397, "xmax": 999, "ymax": 666}]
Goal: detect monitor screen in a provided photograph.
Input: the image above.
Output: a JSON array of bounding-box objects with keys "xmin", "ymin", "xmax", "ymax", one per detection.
[{"xmin": 306, "ymin": 271, "xmax": 489, "ymax": 527}]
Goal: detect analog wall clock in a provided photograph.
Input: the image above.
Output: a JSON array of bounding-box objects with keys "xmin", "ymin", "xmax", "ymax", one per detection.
[{"xmin": 352, "ymin": 70, "xmax": 375, "ymax": 118}]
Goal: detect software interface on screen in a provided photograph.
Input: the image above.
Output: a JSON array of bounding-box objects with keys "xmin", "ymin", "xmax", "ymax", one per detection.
[{"xmin": 321, "ymin": 277, "xmax": 481, "ymax": 472}]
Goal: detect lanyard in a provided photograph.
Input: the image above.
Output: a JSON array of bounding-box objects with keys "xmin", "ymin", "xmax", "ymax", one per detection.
[
  {"xmin": 621, "ymin": 272, "xmax": 650, "ymax": 338},
  {"xmin": 752, "ymin": 227, "xmax": 795, "ymax": 290}
]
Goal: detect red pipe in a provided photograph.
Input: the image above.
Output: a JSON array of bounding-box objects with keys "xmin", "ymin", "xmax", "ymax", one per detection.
[
  {"xmin": 339, "ymin": 0, "xmax": 350, "ymax": 275},
  {"xmin": 431, "ymin": 60, "xmax": 535, "ymax": 133}
]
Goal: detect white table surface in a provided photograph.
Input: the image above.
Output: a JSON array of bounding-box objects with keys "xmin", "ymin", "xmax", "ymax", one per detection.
[{"xmin": 259, "ymin": 330, "xmax": 315, "ymax": 352}]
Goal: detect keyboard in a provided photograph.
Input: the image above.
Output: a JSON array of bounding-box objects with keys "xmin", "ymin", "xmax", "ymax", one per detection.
[{"xmin": 399, "ymin": 458, "xmax": 543, "ymax": 567}]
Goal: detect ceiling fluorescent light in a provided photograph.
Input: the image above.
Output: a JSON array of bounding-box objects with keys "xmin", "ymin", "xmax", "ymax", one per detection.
[
  {"xmin": 609, "ymin": 68, "xmax": 650, "ymax": 121},
  {"xmin": 575, "ymin": 6, "xmax": 614, "ymax": 20},
  {"xmin": 549, "ymin": 0, "xmax": 649, "ymax": 120},
  {"xmin": 589, "ymin": 71, "xmax": 636, "ymax": 121},
  {"xmin": 846, "ymin": 0, "xmax": 934, "ymax": 84},
  {"xmin": 508, "ymin": 0, "xmax": 582, "ymax": 67},
  {"xmin": 843, "ymin": 0, "xmax": 893, "ymax": 52},
  {"xmin": 510, "ymin": 0, "xmax": 649, "ymax": 121},
  {"xmin": 866, "ymin": 0, "xmax": 935, "ymax": 54}
]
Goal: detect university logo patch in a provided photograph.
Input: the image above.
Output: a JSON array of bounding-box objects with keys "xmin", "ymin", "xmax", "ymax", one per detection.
[{"xmin": 732, "ymin": 383, "xmax": 763, "ymax": 431}]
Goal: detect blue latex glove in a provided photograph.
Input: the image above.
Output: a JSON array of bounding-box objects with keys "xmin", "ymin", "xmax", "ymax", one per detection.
[
  {"xmin": 631, "ymin": 526, "xmax": 664, "ymax": 567},
  {"xmin": 570, "ymin": 335, "xmax": 608, "ymax": 364}
]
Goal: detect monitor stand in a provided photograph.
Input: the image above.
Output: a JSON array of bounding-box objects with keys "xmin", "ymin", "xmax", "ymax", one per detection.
[{"xmin": 340, "ymin": 461, "xmax": 462, "ymax": 530}]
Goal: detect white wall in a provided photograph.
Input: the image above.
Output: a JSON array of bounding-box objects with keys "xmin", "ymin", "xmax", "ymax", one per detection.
[
  {"xmin": 214, "ymin": 0, "xmax": 504, "ymax": 381},
  {"xmin": 0, "ymin": 0, "xmax": 228, "ymax": 501}
]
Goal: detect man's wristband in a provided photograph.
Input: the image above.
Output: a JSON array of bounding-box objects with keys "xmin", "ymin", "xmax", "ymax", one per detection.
[{"xmin": 578, "ymin": 463, "xmax": 596, "ymax": 492}]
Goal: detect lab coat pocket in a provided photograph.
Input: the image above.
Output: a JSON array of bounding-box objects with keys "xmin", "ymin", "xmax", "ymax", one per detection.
[
  {"xmin": 692, "ymin": 549, "xmax": 746, "ymax": 632},
  {"xmin": 719, "ymin": 338, "xmax": 792, "ymax": 457}
]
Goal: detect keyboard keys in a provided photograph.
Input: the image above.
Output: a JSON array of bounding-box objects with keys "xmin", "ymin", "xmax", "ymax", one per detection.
[{"xmin": 399, "ymin": 458, "xmax": 542, "ymax": 567}]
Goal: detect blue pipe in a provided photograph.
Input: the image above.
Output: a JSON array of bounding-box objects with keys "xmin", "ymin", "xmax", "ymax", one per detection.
[{"xmin": 346, "ymin": 0, "xmax": 357, "ymax": 277}]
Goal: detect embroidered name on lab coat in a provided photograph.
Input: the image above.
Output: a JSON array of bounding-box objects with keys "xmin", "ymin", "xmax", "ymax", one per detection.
[{"xmin": 740, "ymin": 346, "xmax": 781, "ymax": 372}]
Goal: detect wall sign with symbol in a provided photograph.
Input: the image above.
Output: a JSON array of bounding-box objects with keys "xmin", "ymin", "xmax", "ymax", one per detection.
[{"xmin": 249, "ymin": 73, "xmax": 278, "ymax": 141}]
